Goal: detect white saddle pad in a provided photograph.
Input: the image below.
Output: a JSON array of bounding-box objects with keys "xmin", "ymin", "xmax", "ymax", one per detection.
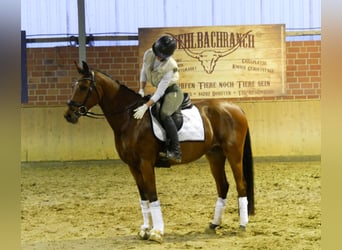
[{"xmin": 150, "ymin": 105, "xmax": 205, "ymax": 142}]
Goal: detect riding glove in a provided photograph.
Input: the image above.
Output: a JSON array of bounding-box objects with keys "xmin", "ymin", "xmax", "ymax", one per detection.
[
  {"xmin": 138, "ymin": 88, "xmax": 145, "ymax": 97},
  {"xmin": 134, "ymin": 104, "xmax": 148, "ymax": 119}
]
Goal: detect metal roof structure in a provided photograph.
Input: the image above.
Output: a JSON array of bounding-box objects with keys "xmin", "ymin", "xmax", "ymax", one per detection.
[{"xmin": 21, "ymin": 0, "xmax": 321, "ymax": 48}]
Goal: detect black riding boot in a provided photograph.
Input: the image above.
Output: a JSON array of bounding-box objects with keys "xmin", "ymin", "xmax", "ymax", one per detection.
[{"xmin": 160, "ymin": 116, "xmax": 182, "ymax": 163}]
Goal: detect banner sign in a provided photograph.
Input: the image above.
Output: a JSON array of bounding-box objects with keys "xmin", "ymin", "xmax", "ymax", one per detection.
[{"xmin": 138, "ymin": 24, "xmax": 286, "ymax": 99}]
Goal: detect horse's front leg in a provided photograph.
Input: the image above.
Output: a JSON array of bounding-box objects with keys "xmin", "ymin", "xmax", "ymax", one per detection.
[
  {"xmin": 138, "ymin": 199, "xmax": 164, "ymax": 243},
  {"xmin": 128, "ymin": 159, "xmax": 164, "ymax": 243}
]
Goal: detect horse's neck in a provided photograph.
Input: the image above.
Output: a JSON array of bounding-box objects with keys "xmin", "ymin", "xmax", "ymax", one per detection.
[
  {"xmin": 101, "ymin": 86, "xmax": 138, "ymax": 112},
  {"xmin": 96, "ymin": 74, "xmax": 140, "ymax": 129}
]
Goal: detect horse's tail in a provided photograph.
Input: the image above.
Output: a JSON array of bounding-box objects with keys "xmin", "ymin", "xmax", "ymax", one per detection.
[{"xmin": 243, "ymin": 127, "xmax": 255, "ymax": 215}]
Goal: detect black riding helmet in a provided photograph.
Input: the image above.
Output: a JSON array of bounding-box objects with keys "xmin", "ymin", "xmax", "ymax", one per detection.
[{"xmin": 152, "ymin": 35, "xmax": 177, "ymax": 60}]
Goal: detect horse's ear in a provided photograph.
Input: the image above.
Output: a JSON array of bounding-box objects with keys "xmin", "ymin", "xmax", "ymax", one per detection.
[
  {"xmin": 74, "ymin": 60, "xmax": 83, "ymax": 74},
  {"xmin": 82, "ymin": 61, "xmax": 90, "ymax": 74},
  {"xmin": 74, "ymin": 60, "xmax": 90, "ymax": 75}
]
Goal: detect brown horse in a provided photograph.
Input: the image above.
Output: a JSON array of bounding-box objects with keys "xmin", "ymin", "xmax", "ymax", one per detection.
[{"xmin": 64, "ymin": 61, "xmax": 254, "ymax": 243}]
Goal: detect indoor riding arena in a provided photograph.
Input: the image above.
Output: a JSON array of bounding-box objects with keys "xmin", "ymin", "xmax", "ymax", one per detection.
[{"xmin": 21, "ymin": 1, "xmax": 321, "ymax": 249}]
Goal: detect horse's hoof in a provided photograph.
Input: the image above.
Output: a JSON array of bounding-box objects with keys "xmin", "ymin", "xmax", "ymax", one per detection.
[
  {"xmin": 209, "ymin": 223, "xmax": 220, "ymax": 230},
  {"xmin": 148, "ymin": 229, "xmax": 163, "ymax": 243},
  {"xmin": 205, "ymin": 223, "xmax": 219, "ymax": 234},
  {"xmin": 237, "ymin": 225, "xmax": 247, "ymax": 237},
  {"xmin": 138, "ymin": 228, "xmax": 150, "ymax": 240}
]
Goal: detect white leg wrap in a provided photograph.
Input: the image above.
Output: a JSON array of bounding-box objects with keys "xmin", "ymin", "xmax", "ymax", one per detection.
[
  {"xmin": 238, "ymin": 197, "xmax": 248, "ymax": 227},
  {"xmin": 212, "ymin": 197, "xmax": 227, "ymax": 225},
  {"xmin": 149, "ymin": 200, "xmax": 164, "ymax": 234},
  {"xmin": 140, "ymin": 200, "xmax": 151, "ymax": 230}
]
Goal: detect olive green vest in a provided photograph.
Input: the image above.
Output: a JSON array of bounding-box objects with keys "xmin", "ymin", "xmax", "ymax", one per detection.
[{"xmin": 144, "ymin": 49, "xmax": 179, "ymax": 87}]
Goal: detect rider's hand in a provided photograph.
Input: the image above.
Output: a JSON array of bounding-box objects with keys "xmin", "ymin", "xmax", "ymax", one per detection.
[
  {"xmin": 138, "ymin": 88, "xmax": 145, "ymax": 97},
  {"xmin": 133, "ymin": 104, "xmax": 148, "ymax": 119}
]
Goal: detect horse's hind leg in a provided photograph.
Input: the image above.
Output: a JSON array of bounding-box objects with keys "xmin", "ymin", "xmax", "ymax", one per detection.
[
  {"xmin": 225, "ymin": 143, "xmax": 249, "ymax": 229},
  {"xmin": 206, "ymin": 147, "xmax": 229, "ymax": 230}
]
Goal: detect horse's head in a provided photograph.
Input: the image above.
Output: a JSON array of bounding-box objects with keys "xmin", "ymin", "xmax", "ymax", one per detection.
[{"xmin": 64, "ymin": 61, "xmax": 101, "ymax": 124}]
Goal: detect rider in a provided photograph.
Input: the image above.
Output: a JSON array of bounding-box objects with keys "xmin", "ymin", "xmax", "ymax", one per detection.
[{"xmin": 133, "ymin": 35, "xmax": 183, "ymax": 163}]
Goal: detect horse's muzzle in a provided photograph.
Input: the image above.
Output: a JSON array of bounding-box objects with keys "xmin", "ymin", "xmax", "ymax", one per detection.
[{"xmin": 64, "ymin": 109, "xmax": 79, "ymax": 124}]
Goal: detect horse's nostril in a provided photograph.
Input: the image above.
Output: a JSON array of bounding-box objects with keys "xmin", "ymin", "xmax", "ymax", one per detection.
[
  {"xmin": 64, "ymin": 112, "xmax": 72, "ymax": 120},
  {"xmin": 64, "ymin": 111, "xmax": 78, "ymax": 124}
]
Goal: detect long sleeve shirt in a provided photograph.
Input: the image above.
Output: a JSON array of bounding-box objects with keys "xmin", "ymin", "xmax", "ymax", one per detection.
[{"xmin": 140, "ymin": 48, "xmax": 179, "ymax": 103}]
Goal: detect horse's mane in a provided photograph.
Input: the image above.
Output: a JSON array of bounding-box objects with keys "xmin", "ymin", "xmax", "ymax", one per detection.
[
  {"xmin": 94, "ymin": 68, "xmax": 114, "ymax": 79},
  {"xmin": 94, "ymin": 68, "xmax": 141, "ymax": 97}
]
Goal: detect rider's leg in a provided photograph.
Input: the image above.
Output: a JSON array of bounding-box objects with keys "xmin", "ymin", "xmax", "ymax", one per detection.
[
  {"xmin": 160, "ymin": 116, "xmax": 182, "ymax": 162},
  {"xmin": 159, "ymin": 86, "xmax": 183, "ymax": 162}
]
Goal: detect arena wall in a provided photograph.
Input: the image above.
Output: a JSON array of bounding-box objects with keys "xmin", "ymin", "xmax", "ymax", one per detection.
[{"xmin": 21, "ymin": 41, "xmax": 321, "ymax": 162}]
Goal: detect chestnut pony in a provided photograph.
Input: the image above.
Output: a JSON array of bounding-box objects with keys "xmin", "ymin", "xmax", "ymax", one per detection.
[{"xmin": 64, "ymin": 61, "xmax": 254, "ymax": 243}]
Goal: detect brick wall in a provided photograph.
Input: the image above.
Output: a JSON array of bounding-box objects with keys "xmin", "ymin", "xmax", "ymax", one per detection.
[
  {"xmin": 286, "ymin": 41, "xmax": 321, "ymax": 100},
  {"xmin": 24, "ymin": 40, "xmax": 321, "ymax": 106}
]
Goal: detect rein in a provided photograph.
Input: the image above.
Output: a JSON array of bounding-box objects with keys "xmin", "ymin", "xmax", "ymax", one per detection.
[{"xmin": 84, "ymin": 110, "xmax": 106, "ymax": 119}]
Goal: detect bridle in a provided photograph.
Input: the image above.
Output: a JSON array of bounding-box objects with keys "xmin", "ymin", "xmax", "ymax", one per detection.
[{"xmin": 67, "ymin": 71, "xmax": 105, "ymax": 119}]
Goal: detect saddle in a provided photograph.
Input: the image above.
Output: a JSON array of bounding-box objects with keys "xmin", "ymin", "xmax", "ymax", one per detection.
[{"xmin": 148, "ymin": 93, "xmax": 193, "ymax": 130}]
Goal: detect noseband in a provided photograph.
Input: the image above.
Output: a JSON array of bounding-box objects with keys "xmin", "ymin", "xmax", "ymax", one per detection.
[{"xmin": 67, "ymin": 71, "xmax": 105, "ymax": 119}]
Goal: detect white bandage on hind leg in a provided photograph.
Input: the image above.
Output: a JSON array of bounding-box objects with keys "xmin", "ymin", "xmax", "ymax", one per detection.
[
  {"xmin": 212, "ymin": 197, "xmax": 227, "ymax": 225},
  {"xmin": 149, "ymin": 200, "xmax": 164, "ymax": 234},
  {"xmin": 238, "ymin": 197, "xmax": 248, "ymax": 227},
  {"xmin": 140, "ymin": 200, "xmax": 151, "ymax": 230}
]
